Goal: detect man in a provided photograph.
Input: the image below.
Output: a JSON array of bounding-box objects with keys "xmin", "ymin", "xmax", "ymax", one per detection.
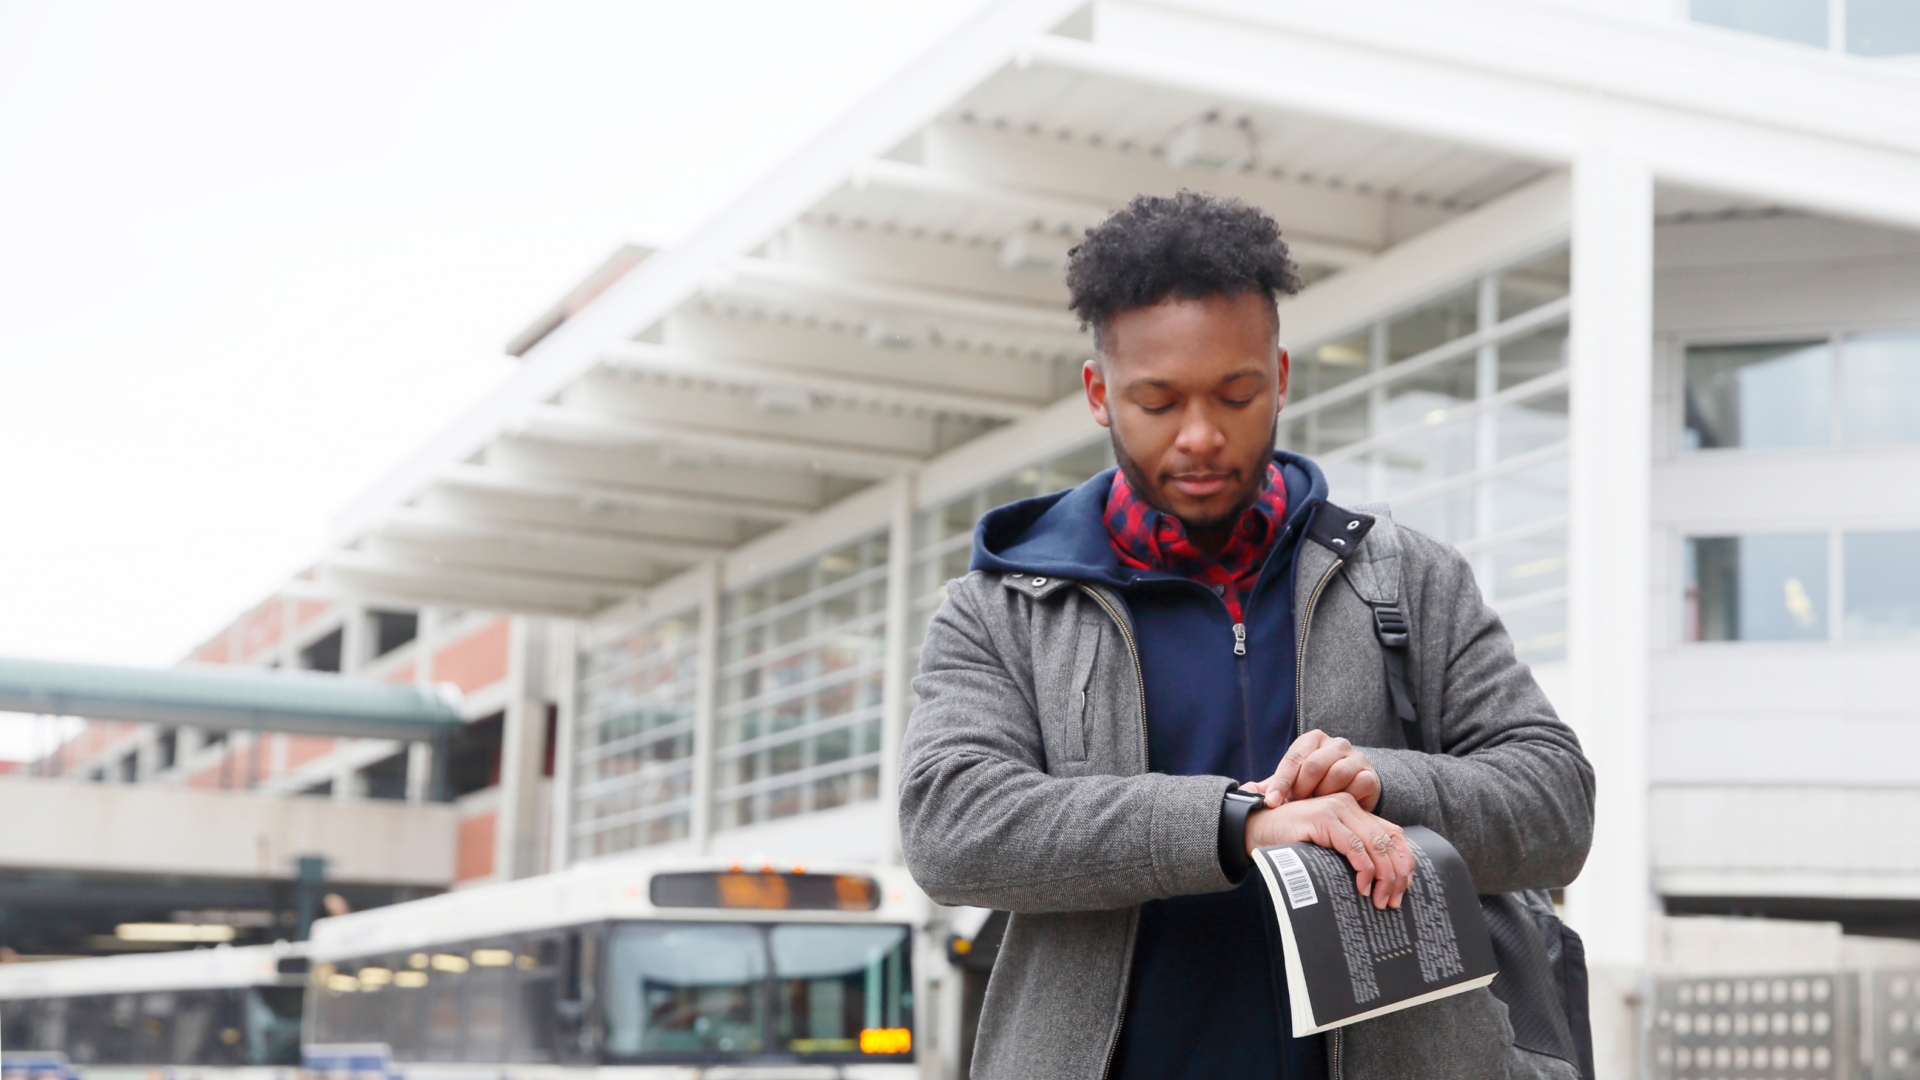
[{"xmin": 899, "ymin": 191, "xmax": 1594, "ymax": 1080}]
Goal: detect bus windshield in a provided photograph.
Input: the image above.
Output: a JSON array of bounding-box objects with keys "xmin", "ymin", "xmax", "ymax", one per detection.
[{"xmin": 604, "ymin": 921, "xmax": 911, "ymax": 1063}]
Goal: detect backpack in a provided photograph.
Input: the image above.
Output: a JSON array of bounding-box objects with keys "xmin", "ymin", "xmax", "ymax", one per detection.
[{"xmin": 1346, "ymin": 504, "xmax": 1595, "ymax": 1080}]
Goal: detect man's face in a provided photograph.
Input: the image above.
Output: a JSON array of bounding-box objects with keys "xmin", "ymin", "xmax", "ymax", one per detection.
[{"xmin": 1083, "ymin": 291, "xmax": 1289, "ymax": 543}]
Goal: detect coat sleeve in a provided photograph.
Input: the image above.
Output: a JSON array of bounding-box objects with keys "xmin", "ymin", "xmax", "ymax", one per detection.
[
  {"xmin": 1364, "ymin": 533, "xmax": 1597, "ymax": 895},
  {"xmin": 897, "ymin": 573, "xmax": 1237, "ymax": 912}
]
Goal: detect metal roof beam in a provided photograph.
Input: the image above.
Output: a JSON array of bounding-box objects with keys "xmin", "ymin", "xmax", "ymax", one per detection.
[
  {"xmin": 598, "ymin": 341, "xmax": 1042, "ymax": 420},
  {"xmin": 721, "ymin": 255, "xmax": 1080, "ymax": 334},
  {"xmin": 438, "ymin": 462, "xmax": 813, "ymax": 524},
  {"xmin": 0, "ymin": 656, "xmax": 461, "ymax": 741},
  {"xmin": 318, "ymin": 550, "xmax": 639, "ymax": 616},
  {"xmin": 376, "ymin": 506, "xmax": 723, "ymax": 568},
  {"xmin": 520, "ymin": 404, "xmax": 922, "ymax": 479},
  {"xmin": 849, "ymin": 158, "xmax": 1378, "ymax": 267}
]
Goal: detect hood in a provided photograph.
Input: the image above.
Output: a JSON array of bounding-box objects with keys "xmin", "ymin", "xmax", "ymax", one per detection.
[{"xmin": 970, "ymin": 449, "xmax": 1331, "ymax": 585}]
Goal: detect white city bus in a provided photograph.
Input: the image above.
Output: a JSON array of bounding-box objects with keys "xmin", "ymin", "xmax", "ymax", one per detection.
[
  {"xmin": 0, "ymin": 943, "xmax": 307, "ymax": 1080},
  {"xmin": 302, "ymin": 858, "xmax": 950, "ymax": 1080}
]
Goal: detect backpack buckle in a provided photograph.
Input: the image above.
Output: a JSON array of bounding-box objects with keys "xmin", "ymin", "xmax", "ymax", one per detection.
[{"xmin": 1372, "ymin": 604, "xmax": 1409, "ymax": 648}]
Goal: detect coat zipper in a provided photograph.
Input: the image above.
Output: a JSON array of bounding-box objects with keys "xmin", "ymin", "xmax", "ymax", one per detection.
[
  {"xmin": 1294, "ymin": 556, "xmax": 1346, "ymax": 1079},
  {"xmin": 1293, "ymin": 558, "xmax": 1344, "ymax": 740},
  {"xmin": 1077, "ymin": 584, "xmax": 1149, "ymax": 1080}
]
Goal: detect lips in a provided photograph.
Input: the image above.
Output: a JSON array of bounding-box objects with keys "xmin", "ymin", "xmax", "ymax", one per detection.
[{"xmin": 1169, "ymin": 472, "xmax": 1232, "ymax": 498}]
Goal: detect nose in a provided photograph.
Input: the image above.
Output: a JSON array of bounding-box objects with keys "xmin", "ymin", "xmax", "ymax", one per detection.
[{"xmin": 1172, "ymin": 400, "xmax": 1226, "ymax": 459}]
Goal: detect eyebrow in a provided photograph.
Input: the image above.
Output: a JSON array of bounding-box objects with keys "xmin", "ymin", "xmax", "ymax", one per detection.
[{"xmin": 1122, "ymin": 367, "xmax": 1269, "ymax": 392}]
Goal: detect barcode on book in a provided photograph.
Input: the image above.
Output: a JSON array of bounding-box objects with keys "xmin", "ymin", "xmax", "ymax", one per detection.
[{"xmin": 1270, "ymin": 847, "xmax": 1317, "ymax": 908}]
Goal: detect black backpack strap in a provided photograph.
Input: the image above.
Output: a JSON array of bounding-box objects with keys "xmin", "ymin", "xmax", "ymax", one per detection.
[
  {"xmin": 1340, "ymin": 501, "xmax": 1424, "ymax": 754},
  {"xmin": 1371, "ymin": 603, "xmax": 1423, "ymax": 753}
]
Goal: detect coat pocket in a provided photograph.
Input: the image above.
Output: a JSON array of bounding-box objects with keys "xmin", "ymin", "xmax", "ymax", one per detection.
[{"xmin": 1039, "ymin": 622, "xmax": 1101, "ymax": 767}]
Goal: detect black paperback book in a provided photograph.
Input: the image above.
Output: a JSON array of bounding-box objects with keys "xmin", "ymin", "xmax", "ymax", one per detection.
[{"xmin": 1252, "ymin": 825, "xmax": 1497, "ymax": 1035}]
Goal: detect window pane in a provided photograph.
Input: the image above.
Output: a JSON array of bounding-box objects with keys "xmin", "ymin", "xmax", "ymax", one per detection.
[
  {"xmin": 1841, "ymin": 331, "xmax": 1920, "ymax": 446},
  {"xmin": 1686, "ymin": 534, "xmax": 1828, "ymax": 642},
  {"xmin": 1682, "ymin": 340, "xmax": 1829, "ymax": 450},
  {"xmin": 605, "ymin": 924, "xmax": 767, "ymax": 1058},
  {"xmin": 1490, "ymin": 457, "xmax": 1567, "ymax": 533},
  {"xmin": 1847, "ymin": 0, "xmax": 1920, "ymax": 55},
  {"xmin": 1497, "ymin": 327, "xmax": 1568, "ymax": 391},
  {"xmin": 1690, "ymin": 0, "xmax": 1828, "ymax": 47},
  {"xmin": 1293, "ymin": 332, "xmax": 1370, "ymax": 403},
  {"xmin": 1286, "ymin": 396, "xmax": 1369, "ymax": 458},
  {"xmin": 1387, "ymin": 287, "xmax": 1477, "ymax": 364},
  {"xmin": 1488, "ymin": 530, "xmax": 1568, "ymax": 602},
  {"xmin": 1844, "ymin": 531, "xmax": 1920, "ymax": 640},
  {"xmin": 770, "ymin": 925, "xmax": 914, "ymax": 1057},
  {"xmin": 1497, "ymin": 248, "xmax": 1569, "ymax": 323},
  {"xmin": 1394, "ymin": 488, "xmax": 1475, "ymax": 546},
  {"xmin": 1503, "ymin": 599, "xmax": 1567, "ymax": 665},
  {"xmin": 1495, "ymin": 389, "xmax": 1569, "ymax": 460}
]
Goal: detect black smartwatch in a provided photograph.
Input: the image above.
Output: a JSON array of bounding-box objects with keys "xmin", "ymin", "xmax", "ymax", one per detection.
[{"xmin": 1218, "ymin": 789, "xmax": 1265, "ymax": 881}]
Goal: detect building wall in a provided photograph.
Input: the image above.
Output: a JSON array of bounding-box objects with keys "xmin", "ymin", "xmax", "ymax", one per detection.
[
  {"xmin": 1647, "ymin": 212, "xmax": 1920, "ymax": 904},
  {"xmin": 32, "ymin": 587, "xmax": 560, "ymax": 893}
]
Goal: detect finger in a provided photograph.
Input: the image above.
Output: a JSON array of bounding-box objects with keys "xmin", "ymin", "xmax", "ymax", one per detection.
[
  {"xmin": 1315, "ymin": 803, "xmax": 1375, "ymax": 897},
  {"xmin": 1314, "ymin": 756, "xmax": 1369, "ymax": 799},
  {"xmin": 1238, "ymin": 781, "xmax": 1264, "ymax": 794},
  {"xmin": 1347, "ymin": 769, "xmax": 1382, "ymax": 813},
  {"xmin": 1328, "ymin": 800, "xmax": 1394, "ymax": 903},
  {"xmin": 1372, "ymin": 824, "xmax": 1411, "ymax": 908},
  {"xmin": 1265, "ymin": 732, "xmax": 1323, "ymax": 807},
  {"xmin": 1290, "ymin": 744, "xmax": 1346, "ymax": 802},
  {"xmin": 1391, "ymin": 829, "xmax": 1416, "ymax": 907},
  {"xmin": 1337, "ymin": 805, "xmax": 1399, "ymax": 910},
  {"xmin": 1296, "ymin": 738, "xmax": 1356, "ymax": 800}
]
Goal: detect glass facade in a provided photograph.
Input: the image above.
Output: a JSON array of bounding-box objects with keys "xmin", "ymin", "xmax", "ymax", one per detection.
[
  {"xmin": 1684, "ymin": 530, "xmax": 1920, "ymax": 644},
  {"xmin": 714, "ymin": 533, "xmax": 890, "ymax": 830},
  {"xmin": 1690, "ymin": 0, "xmax": 1920, "ymax": 56},
  {"xmin": 573, "ymin": 610, "xmax": 699, "ymax": 859},
  {"xmin": 1685, "ymin": 534, "xmax": 1829, "ymax": 643},
  {"xmin": 1841, "ymin": 331, "xmax": 1920, "ymax": 446},
  {"xmin": 1683, "ymin": 340, "xmax": 1830, "ymax": 451},
  {"xmin": 1842, "ymin": 531, "xmax": 1920, "ymax": 641},
  {"xmin": 910, "ymin": 441, "xmax": 1115, "ymax": 652},
  {"xmin": 1283, "ymin": 245, "xmax": 1572, "ymax": 663},
  {"xmin": 1680, "ymin": 331, "xmax": 1920, "ymax": 451}
]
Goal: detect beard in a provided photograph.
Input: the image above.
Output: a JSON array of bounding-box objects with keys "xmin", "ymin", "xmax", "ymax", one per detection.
[{"xmin": 1109, "ymin": 415, "xmax": 1279, "ymax": 533}]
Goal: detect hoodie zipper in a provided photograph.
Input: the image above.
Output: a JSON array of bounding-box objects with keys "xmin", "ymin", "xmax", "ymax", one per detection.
[
  {"xmin": 1295, "ymin": 555, "xmax": 1346, "ymax": 1079},
  {"xmin": 1077, "ymin": 583, "xmax": 1148, "ymax": 1080}
]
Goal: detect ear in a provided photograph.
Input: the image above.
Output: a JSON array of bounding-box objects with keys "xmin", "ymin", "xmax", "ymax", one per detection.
[
  {"xmin": 1274, "ymin": 346, "xmax": 1292, "ymax": 411},
  {"xmin": 1083, "ymin": 358, "xmax": 1112, "ymax": 428}
]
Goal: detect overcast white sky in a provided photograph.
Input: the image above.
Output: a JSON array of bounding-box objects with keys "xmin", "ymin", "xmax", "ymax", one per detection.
[{"xmin": 0, "ymin": 0, "xmax": 993, "ymax": 758}]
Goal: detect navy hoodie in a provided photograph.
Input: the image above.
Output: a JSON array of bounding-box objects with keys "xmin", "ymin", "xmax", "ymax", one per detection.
[{"xmin": 971, "ymin": 450, "xmax": 1333, "ymax": 1080}]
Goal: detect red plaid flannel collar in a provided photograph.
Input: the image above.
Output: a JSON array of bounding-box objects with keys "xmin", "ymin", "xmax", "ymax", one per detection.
[{"xmin": 1103, "ymin": 462, "xmax": 1287, "ymax": 624}]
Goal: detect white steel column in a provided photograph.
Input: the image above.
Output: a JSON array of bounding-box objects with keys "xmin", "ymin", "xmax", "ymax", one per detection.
[
  {"xmin": 690, "ymin": 560, "xmax": 722, "ymax": 854},
  {"xmin": 1565, "ymin": 146, "xmax": 1653, "ymax": 1079},
  {"xmin": 407, "ymin": 608, "xmax": 438, "ymax": 805},
  {"xmin": 546, "ymin": 618, "xmax": 578, "ymax": 872},
  {"xmin": 878, "ymin": 470, "xmax": 918, "ymax": 866},
  {"xmin": 495, "ymin": 617, "xmax": 551, "ymax": 881}
]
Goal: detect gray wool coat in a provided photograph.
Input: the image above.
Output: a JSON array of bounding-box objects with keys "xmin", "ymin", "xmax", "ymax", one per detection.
[{"xmin": 898, "ymin": 506, "xmax": 1595, "ymax": 1080}]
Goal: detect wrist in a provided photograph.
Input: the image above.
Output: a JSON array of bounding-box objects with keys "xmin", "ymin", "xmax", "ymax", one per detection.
[{"xmin": 1218, "ymin": 789, "xmax": 1263, "ymax": 881}]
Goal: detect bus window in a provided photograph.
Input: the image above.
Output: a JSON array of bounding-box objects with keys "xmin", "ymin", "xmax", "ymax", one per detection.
[
  {"xmin": 509, "ymin": 936, "xmax": 561, "ymax": 1063},
  {"xmin": 604, "ymin": 924, "xmax": 766, "ymax": 1058},
  {"xmin": 423, "ymin": 951, "xmax": 466, "ymax": 1062},
  {"xmin": 769, "ymin": 925, "xmax": 913, "ymax": 1058},
  {"xmin": 245, "ymin": 986, "xmax": 303, "ymax": 1065},
  {"xmin": 385, "ymin": 952, "xmax": 429, "ymax": 1060},
  {"xmin": 464, "ymin": 940, "xmax": 515, "ymax": 1062}
]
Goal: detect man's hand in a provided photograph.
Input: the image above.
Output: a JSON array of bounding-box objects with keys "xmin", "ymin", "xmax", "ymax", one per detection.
[
  {"xmin": 1245, "ymin": 792, "xmax": 1412, "ymax": 910},
  {"xmin": 1243, "ymin": 729, "xmax": 1381, "ymax": 812}
]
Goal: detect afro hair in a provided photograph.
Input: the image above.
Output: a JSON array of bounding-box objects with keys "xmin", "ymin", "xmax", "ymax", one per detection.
[{"xmin": 1065, "ymin": 190, "xmax": 1302, "ymax": 348}]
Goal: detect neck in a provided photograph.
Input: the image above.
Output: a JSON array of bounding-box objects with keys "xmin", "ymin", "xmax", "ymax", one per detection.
[{"xmin": 1180, "ymin": 521, "xmax": 1235, "ymax": 559}]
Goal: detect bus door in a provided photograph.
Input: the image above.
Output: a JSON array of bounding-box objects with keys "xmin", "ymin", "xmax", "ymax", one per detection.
[{"xmin": 554, "ymin": 925, "xmax": 604, "ymax": 1065}]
